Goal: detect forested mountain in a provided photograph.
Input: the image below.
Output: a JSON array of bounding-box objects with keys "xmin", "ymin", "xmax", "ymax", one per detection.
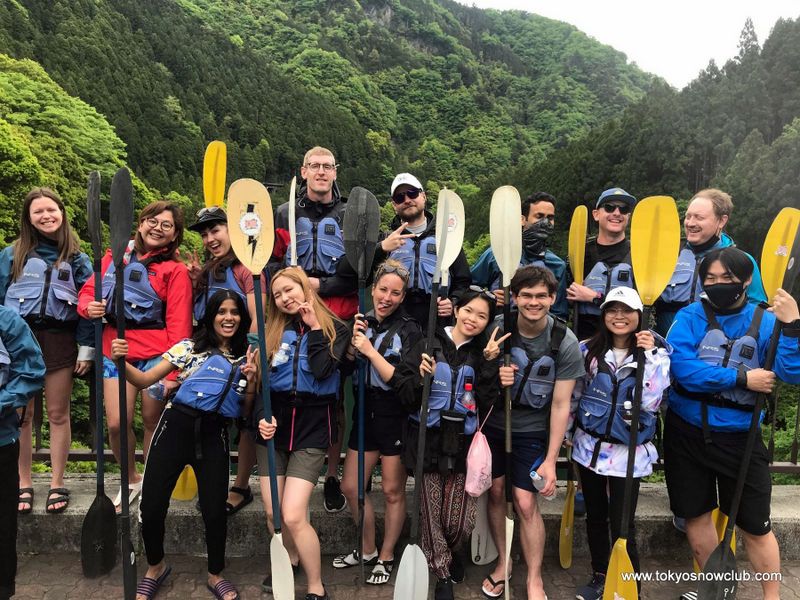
[{"xmin": 0, "ymin": 0, "xmax": 652, "ymax": 246}]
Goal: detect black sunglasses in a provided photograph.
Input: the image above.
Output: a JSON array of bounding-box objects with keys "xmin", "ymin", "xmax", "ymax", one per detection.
[
  {"xmin": 391, "ymin": 189, "xmax": 422, "ymax": 204},
  {"xmin": 196, "ymin": 206, "xmax": 225, "ymax": 219},
  {"xmin": 600, "ymin": 203, "xmax": 632, "ymax": 215},
  {"xmin": 468, "ymin": 285, "xmax": 497, "ymax": 302}
]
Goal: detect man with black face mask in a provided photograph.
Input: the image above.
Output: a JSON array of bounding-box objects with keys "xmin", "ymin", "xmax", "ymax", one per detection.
[
  {"xmin": 665, "ymin": 246, "xmax": 800, "ymax": 600},
  {"xmin": 471, "ymin": 192, "xmax": 569, "ymax": 319}
]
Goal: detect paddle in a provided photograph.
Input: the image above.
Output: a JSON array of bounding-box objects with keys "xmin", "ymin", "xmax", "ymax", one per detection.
[
  {"xmin": 561, "ymin": 204, "xmax": 588, "ymax": 571},
  {"xmin": 343, "ymin": 187, "xmax": 381, "ymax": 582},
  {"xmin": 288, "ymin": 176, "xmax": 297, "ymax": 267},
  {"xmin": 80, "ymin": 171, "xmax": 118, "ymax": 578},
  {"xmin": 227, "ymin": 178, "xmax": 294, "ymax": 600},
  {"xmin": 604, "ymin": 196, "xmax": 680, "ymax": 600},
  {"xmin": 203, "ymin": 140, "xmax": 227, "ymax": 207},
  {"xmin": 471, "ymin": 493, "xmax": 499, "ymax": 565},
  {"xmin": 394, "ymin": 188, "xmax": 459, "ymax": 600},
  {"xmin": 110, "ymin": 167, "xmax": 136, "ymax": 599},
  {"xmin": 489, "ymin": 185, "xmax": 522, "ymax": 600},
  {"xmin": 697, "ymin": 206, "xmax": 800, "ymax": 600}
]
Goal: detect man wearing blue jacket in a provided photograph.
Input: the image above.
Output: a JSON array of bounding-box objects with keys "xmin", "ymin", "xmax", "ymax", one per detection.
[
  {"xmin": 0, "ymin": 305, "xmax": 45, "ymax": 600},
  {"xmin": 665, "ymin": 247, "xmax": 800, "ymax": 600},
  {"xmin": 471, "ymin": 192, "xmax": 569, "ymax": 319}
]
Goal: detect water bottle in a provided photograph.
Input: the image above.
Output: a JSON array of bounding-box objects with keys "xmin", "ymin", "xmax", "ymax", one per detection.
[
  {"xmin": 462, "ymin": 382, "xmax": 476, "ymax": 413},
  {"xmin": 530, "ymin": 469, "xmax": 557, "ymax": 501},
  {"xmin": 272, "ymin": 342, "xmax": 291, "ymax": 367},
  {"xmin": 147, "ymin": 382, "xmax": 166, "ymax": 402},
  {"xmin": 622, "ymin": 400, "xmax": 633, "ymax": 427}
]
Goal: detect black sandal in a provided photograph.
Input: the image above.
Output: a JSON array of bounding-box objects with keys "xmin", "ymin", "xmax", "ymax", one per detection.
[
  {"xmin": 225, "ymin": 486, "xmax": 253, "ymax": 516},
  {"xmin": 46, "ymin": 487, "xmax": 70, "ymax": 514},
  {"xmin": 18, "ymin": 487, "xmax": 33, "ymax": 515}
]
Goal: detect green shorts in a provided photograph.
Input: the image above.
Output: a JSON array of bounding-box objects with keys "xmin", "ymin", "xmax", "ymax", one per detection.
[{"xmin": 255, "ymin": 445, "xmax": 325, "ymax": 485}]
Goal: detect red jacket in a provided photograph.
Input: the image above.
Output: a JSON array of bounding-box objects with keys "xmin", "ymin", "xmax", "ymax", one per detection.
[{"xmin": 78, "ymin": 248, "xmax": 193, "ymax": 361}]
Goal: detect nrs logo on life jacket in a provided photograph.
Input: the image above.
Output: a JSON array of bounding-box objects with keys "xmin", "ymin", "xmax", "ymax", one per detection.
[
  {"xmin": 101, "ymin": 256, "xmax": 165, "ymax": 329},
  {"xmin": 287, "ymin": 216, "xmax": 345, "ymax": 276},
  {"xmin": 4, "ymin": 253, "xmax": 79, "ymax": 325},
  {"xmin": 389, "ymin": 237, "xmax": 437, "ymax": 295},
  {"xmin": 173, "ymin": 352, "xmax": 247, "ymax": 418}
]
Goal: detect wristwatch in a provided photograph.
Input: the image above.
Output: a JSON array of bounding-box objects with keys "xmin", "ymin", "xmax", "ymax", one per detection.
[{"xmin": 591, "ymin": 292, "xmax": 603, "ymax": 307}]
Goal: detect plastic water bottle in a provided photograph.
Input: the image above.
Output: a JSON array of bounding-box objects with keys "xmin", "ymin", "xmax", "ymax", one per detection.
[
  {"xmin": 622, "ymin": 400, "xmax": 633, "ymax": 427},
  {"xmin": 147, "ymin": 382, "xmax": 166, "ymax": 401},
  {"xmin": 462, "ymin": 382, "xmax": 476, "ymax": 413},
  {"xmin": 530, "ymin": 469, "xmax": 557, "ymax": 501}
]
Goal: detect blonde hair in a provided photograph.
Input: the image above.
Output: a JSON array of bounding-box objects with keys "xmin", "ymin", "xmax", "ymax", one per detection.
[
  {"xmin": 302, "ymin": 146, "xmax": 335, "ymax": 166},
  {"xmin": 690, "ymin": 188, "xmax": 733, "ymax": 220},
  {"xmin": 265, "ymin": 267, "xmax": 342, "ymax": 359},
  {"xmin": 373, "ymin": 258, "xmax": 410, "ymax": 291}
]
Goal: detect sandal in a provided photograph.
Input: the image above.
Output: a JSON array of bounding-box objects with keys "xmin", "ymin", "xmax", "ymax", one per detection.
[
  {"xmin": 18, "ymin": 487, "xmax": 33, "ymax": 515},
  {"xmin": 365, "ymin": 559, "xmax": 394, "ymax": 585},
  {"xmin": 46, "ymin": 488, "xmax": 70, "ymax": 514},
  {"xmin": 481, "ymin": 573, "xmax": 511, "ymax": 599},
  {"xmin": 332, "ymin": 548, "xmax": 378, "ymax": 569},
  {"xmin": 225, "ymin": 486, "xmax": 253, "ymax": 516},
  {"xmin": 114, "ymin": 480, "xmax": 142, "ymax": 514},
  {"xmin": 207, "ymin": 578, "xmax": 240, "ymax": 600},
  {"xmin": 135, "ymin": 565, "xmax": 171, "ymax": 599}
]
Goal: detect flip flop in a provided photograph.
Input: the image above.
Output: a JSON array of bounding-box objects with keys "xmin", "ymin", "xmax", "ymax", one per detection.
[
  {"xmin": 18, "ymin": 487, "xmax": 33, "ymax": 515},
  {"xmin": 225, "ymin": 486, "xmax": 253, "ymax": 516},
  {"xmin": 481, "ymin": 573, "xmax": 511, "ymax": 599},
  {"xmin": 114, "ymin": 480, "xmax": 142, "ymax": 514},
  {"xmin": 207, "ymin": 578, "xmax": 240, "ymax": 600},
  {"xmin": 45, "ymin": 488, "xmax": 70, "ymax": 514},
  {"xmin": 135, "ymin": 565, "xmax": 171, "ymax": 599}
]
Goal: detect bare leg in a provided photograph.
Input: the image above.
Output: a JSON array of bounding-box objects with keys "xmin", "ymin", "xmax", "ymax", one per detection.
[
  {"xmin": 741, "ymin": 530, "xmax": 781, "ymax": 600},
  {"xmin": 513, "ymin": 487, "xmax": 546, "ymax": 600},
  {"xmin": 483, "ymin": 476, "xmax": 509, "ymax": 593},
  {"xmin": 258, "ymin": 475, "xmax": 298, "ymax": 564},
  {"xmin": 282, "ymin": 477, "xmax": 325, "ymax": 596},
  {"xmin": 341, "ymin": 449, "xmax": 381, "ymax": 554},
  {"xmin": 43, "ymin": 367, "xmax": 74, "ymax": 510},
  {"xmin": 378, "ymin": 455, "xmax": 407, "ymax": 561},
  {"xmin": 104, "ymin": 377, "xmax": 142, "ymax": 485},
  {"xmin": 686, "ymin": 512, "xmax": 720, "ymax": 569}
]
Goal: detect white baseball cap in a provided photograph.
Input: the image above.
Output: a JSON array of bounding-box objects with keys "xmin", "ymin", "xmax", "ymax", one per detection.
[
  {"xmin": 600, "ymin": 286, "xmax": 643, "ymax": 312},
  {"xmin": 390, "ymin": 173, "xmax": 424, "ymax": 195}
]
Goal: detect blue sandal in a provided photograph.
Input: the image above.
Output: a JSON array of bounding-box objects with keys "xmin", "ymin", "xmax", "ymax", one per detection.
[{"xmin": 135, "ymin": 565, "xmax": 171, "ymax": 599}]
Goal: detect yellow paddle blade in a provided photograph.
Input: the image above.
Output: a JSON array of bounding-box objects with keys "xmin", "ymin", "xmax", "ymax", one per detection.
[
  {"xmin": 568, "ymin": 205, "xmax": 588, "ymax": 285},
  {"xmin": 559, "ymin": 478, "xmax": 575, "ymax": 569},
  {"xmin": 490, "ymin": 186, "xmax": 523, "ymax": 288},
  {"xmin": 630, "ymin": 196, "xmax": 680, "ymax": 305},
  {"xmin": 761, "ymin": 207, "xmax": 800, "ymax": 301},
  {"xmin": 436, "ymin": 188, "xmax": 465, "ymax": 288},
  {"xmin": 693, "ymin": 508, "xmax": 736, "ymax": 572},
  {"xmin": 203, "ymin": 141, "xmax": 227, "ymax": 208},
  {"xmin": 227, "ymin": 178, "xmax": 275, "ymax": 274},
  {"xmin": 604, "ymin": 537, "xmax": 639, "ymax": 600},
  {"xmin": 171, "ymin": 466, "xmax": 198, "ymax": 501}
]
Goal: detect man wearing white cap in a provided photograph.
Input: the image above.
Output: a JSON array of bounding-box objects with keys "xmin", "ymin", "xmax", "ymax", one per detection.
[{"xmin": 374, "ymin": 173, "xmax": 472, "ymax": 330}]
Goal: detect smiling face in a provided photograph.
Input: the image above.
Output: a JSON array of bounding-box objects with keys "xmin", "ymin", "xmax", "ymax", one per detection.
[
  {"xmin": 603, "ymin": 302, "xmax": 640, "ymax": 338},
  {"xmin": 29, "ymin": 196, "xmax": 64, "ymax": 239},
  {"xmin": 392, "ymin": 184, "xmax": 426, "ymax": 224},
  {"xmin": 684, "ymin": 196, "xmax": 727, "ymax": 246},
  {"xmin": 137, "ymin": 209, "xmax": 177, "ymax": 252},
  {"xmin": 513, "ymin": 283, "xmax": 555, "ymax": 325},
  {"xmin": 300, "ymin": 152, "xmax": 337, "ymax": 202},
  {"xmin": 454, "ymin": 297, "xmax": 492, "ymax": 338},
  {"xmin": 371, "ymin": 273, "xmax": 406, "ymax": 321},
  {"xmin": 200, "ymin": 223, "xmax": 232, "ymax": 258},
  {"xmin": 271, "ymin": 275, "xmax": 307, "ymax": 315},
  {"xmin": 213, "ymin": 298, "xmax": 242, "ymax": 342},
  {"xmin": 592, "ymin": 201, "xmax": 631, "ymax": 236}
]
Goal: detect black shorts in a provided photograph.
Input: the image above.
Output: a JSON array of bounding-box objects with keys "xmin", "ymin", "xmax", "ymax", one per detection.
[
  {"xmin": 663, "ymin": 410, "xmax": 772, "ymax": 536},
  {"xmin": 484, "ymin": 426, "xmax": 546, "ymax": 493},
  {"xmin": 347, "ymin": 410, "xmax": 404, "ymax": 456}
]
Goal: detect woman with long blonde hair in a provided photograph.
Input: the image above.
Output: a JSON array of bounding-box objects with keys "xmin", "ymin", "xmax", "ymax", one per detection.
[{"xmin": 257, "ymin": 267, "xmax": 351, "ymax": 600}]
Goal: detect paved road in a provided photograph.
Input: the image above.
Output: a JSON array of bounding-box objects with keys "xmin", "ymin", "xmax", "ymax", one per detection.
[{"xmin": 13, "ymin": 551, "xmax": 800, "ymax": 599}]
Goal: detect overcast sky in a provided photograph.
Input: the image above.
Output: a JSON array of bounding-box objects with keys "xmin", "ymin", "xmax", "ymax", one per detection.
[{"xmin": 455, "ymin": 1, "xmax": 799, "ymax": 88}]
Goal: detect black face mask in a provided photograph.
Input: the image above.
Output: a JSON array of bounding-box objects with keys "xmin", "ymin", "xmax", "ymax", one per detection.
[
  {"xmin": 703, "ymin": 282, "xmax": 746, "ymax": 308},
  {"xmin": 522, "ymin": 217, "xmax": 553, "ymax": 256}
]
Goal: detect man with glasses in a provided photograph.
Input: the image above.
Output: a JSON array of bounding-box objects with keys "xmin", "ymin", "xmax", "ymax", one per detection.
[
  {"xmin": 471, "ymin": 191, "xmax": 569, "ymax": 319},
  {"xmin": 271, "ymin": 146, "xmax": 357, "ymax": 514},
  {"xmin": 567, "ymin": 187, "xmax": 637, "ymax": 340},
  {"xmin": 373, "ymin": 172, "xmax": 472, "ymax": 330},
  {"xmin": 481, "ymin": 266, "xmax": 584, "ymax": 600}
]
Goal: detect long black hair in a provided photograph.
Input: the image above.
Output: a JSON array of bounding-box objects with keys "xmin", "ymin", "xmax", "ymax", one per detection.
[
  {"xmin": 584, "ymin": 303, "xmax": 641, "ymax": 372},
  {"xmin": 192, "ymin": 289, "xmax": 251, "ymax": 357}
]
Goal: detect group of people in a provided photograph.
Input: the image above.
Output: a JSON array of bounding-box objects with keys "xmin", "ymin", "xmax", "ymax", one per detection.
[{"xmin": 0, "ymin": 145, "xmax": 798, "ymax": 600}]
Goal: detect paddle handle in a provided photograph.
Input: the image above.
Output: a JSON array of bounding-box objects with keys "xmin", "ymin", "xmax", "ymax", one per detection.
[
  {"xmin": 93, "ymin": 265, "xmax": 105, "ymax": 493},
  {"xmin": 253, "ymin": 274, "xmax": 284, "ymax": 534}
]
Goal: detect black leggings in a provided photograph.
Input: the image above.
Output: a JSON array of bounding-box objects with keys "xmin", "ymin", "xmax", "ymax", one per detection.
[
  {"xmin": 577, "ymin": 464, "xmax": 641, "ymax": 576},
  {"xmin": 140, "ymin": 406, "xmax": 230, "ymax": 574},
  {"xmin": 0, "ymin": 441, "xmax": 19, "ymax": 600}
]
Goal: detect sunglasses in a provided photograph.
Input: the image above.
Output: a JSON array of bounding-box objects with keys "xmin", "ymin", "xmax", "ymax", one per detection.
[
  {"xmin": 196, "ymin": 206, "xmax": 225, "ymax": 219},
  {"xmin": 376, "ymin": 263, "xmax": 410, "ymax": 281},
  {"xmin": 468, "ymin": 285, "xmax": 497, "ymax": 302},
  {"xmin": 391, "ymin": 189, "xmax": 422, "ymax": 204},
  {"xmin": 600, "ymin": 203, "xmax": 632, "ymax": 215}
]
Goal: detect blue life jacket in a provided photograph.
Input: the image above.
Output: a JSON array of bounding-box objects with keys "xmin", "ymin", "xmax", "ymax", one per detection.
[
  {"xmin": 270, "ymin": 328, "xmax": 340, "ymax": 405},
  {"xmin": 577, "ymin": 358, "xmax": 657, "ymax": 467},
  {"xmin": 365, "ymin": 318, "xmax": 405, "ymax": 392},
  {"xmin": 4, "ymin": 252, "xmax": 79, "ymax": 326},
  {"xmin": 409, "ymin": 351, "xmax": 478, "ymax": 435},
  {"xmin": 287, "ymin": 216, "xmax": 345, "ymax": 276},
  {"xmin": 0, "ymin": 334, "xmax": 9, "ymax": 389},
  {"xmin": 101, "ymin": 255, "xmax": 165, "ymax": 329},
  {"xmin": 389, "ymin": 236, "xmax": 437, "ymax": 295},
  {"xmin": 507, "ymin": 316, "xmax": 566, "ymax": 410},
  {"xmin": 193, "ymin": 266, "xmax": 247, "ymax": 321},
  {"xmin": 173, "ymin": 351, "xmax": 247, "ymax": 418},
  {"xmin": 489, "ymin": 257, "xmax": 546, "ymax": 292},
  {"xmin": 579, "ymin": 259, "xmax": 634, "ymax": 316},
  {"xmin": 660, "ymin": 244, "xmax": 703, "ymax": 305}
]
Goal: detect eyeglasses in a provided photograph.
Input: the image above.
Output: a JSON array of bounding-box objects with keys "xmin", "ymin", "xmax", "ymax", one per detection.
[
  {"xmin": 600, "ymin": 203, "xmax": 632, "ymax": 215},
  {"xmin": 375, "ymin": 263, "xmax": 410, "ymax": 281},
  {"xmin": 604, "ymin": 306, "xmax": 636, "ymax": 316},
  {"xmin": 391, "ymin": 189, "xmax": 422, "ymax": 204},
  {"xmin": 469, "ymin": 285, "xmax": 497, "ymax": 302},
  {"xmin": 196, "ymin": 206, "xmax": 225, "ymax": 219},
  {"xmin": 143, "ymin": 217, "xmax": 175, "ymax": 232},
  {"xmin": 304, "ymin": 162, "xmax": 338, "ymax": 172}
]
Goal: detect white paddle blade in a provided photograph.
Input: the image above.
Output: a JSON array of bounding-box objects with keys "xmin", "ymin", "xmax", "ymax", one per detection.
[
  {"xmin": 490, "ymin": 186, "xmax": 523, "ymax": 288},
  {"xmin": 270, "ymin": 533, "xmax": 295, "ymax": 600},
  {"xmin": 288, "ymin": 176, "xmax": 297, "ymax": 267},
  {"xmin": 394, "ymin": 543, "xmax": 428, "ymax": 600},
  {"xmin": 504, "ymin": 516, "xmax": 514, "ymax": 600},
  {"xmin": 471, "ymin": 493, "xmax": 499, "ymax": 565},
  {"xmin": 436, "ymin": 188, "xmax": 465, "ymax": 288}
]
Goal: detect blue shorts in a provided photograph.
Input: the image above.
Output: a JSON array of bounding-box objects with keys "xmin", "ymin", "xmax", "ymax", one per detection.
[
  {"xmin": 484, "ymin": 426, "xmax": 547, "ymax": 493},
  {"xmin": 102, "ymin": 356, "xmax": 162, "ymax": 379}
]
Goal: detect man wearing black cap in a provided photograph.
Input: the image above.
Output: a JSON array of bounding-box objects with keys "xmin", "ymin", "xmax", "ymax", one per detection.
[{"xmin": 567, "ymin": 187, "xmax": 636, "ymax": 340}]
